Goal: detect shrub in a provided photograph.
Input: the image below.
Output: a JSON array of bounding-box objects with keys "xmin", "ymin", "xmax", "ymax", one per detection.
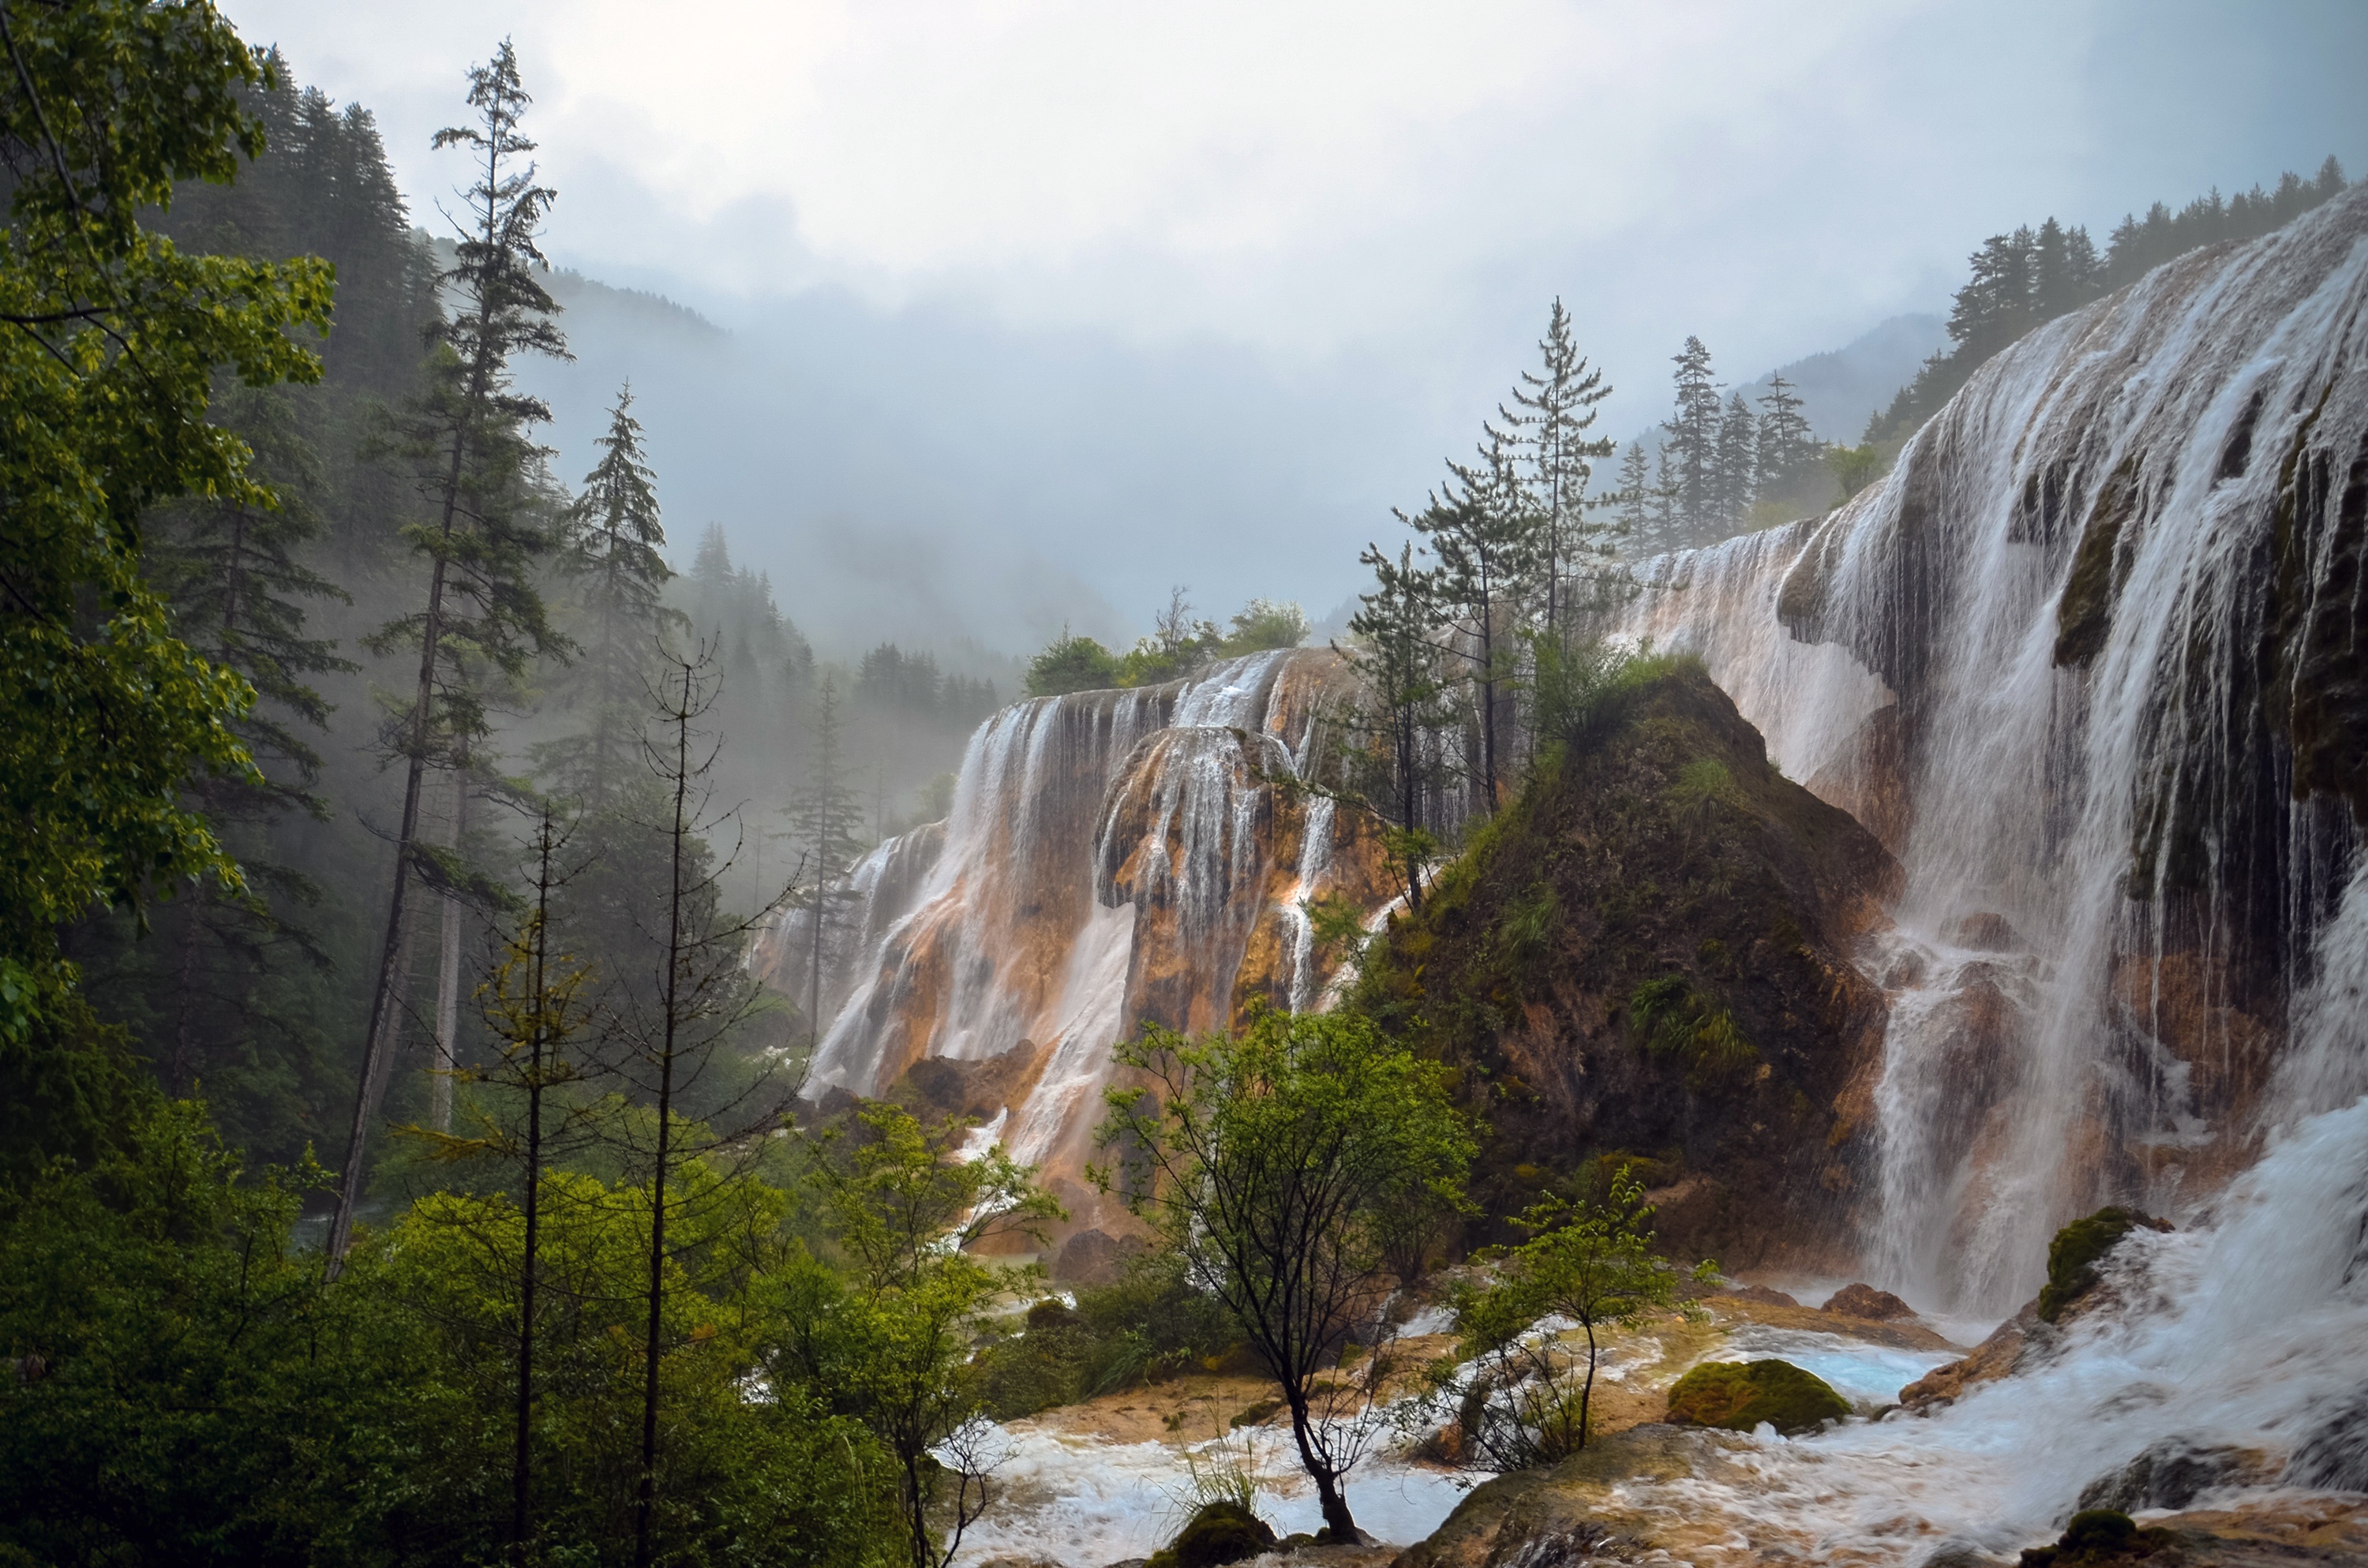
[{"xmin": 1025, "ymin": 631, "xmax": 1119, "ymax": 697}]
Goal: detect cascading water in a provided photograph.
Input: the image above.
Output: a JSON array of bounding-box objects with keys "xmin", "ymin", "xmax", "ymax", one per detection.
[
  {"xmin": 1618, "ymin": 182, "xmax": 2368, "ymax": 1317},
  {"xmin": 762, "ymin": 647, "xmax": 1393, "ymax": 1219}
]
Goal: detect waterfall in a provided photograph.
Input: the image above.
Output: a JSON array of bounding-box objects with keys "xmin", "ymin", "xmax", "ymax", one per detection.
[
  {"xmin": 1616, "ymin": 184, "xmax": 2368, "ymax": 1314},
  {"xmin": 767, "ymin": 647, "xmax": 1392, "ymax": 1218}
]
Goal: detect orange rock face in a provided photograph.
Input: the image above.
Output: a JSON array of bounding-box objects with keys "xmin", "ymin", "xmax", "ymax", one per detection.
[{"xmin": 756, "ymin": 649, "xmax": 1398, "ymax": 1237}]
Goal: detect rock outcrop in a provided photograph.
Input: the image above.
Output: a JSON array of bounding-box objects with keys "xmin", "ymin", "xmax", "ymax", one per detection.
[{"xmin": 1353, "ymin": 663, "xmax": 1898, "ymax": 1267}]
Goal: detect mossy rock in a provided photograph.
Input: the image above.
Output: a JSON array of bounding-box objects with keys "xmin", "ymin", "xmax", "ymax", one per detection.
[
  {"xmin": 1147, "ymin": 1499, "xmax": 1276, "ymax": 1568},
  {"xmin": 2018, "ymin": 1508, "xmax": 2171, "ymax": 1564},
  {"xmin": 1665, "ymin": 1358, "xmax": 1849, "ymax": 1435},
  {"xmin": 2037, "ymin": 1207, "xmax": 2166, "ymax": 1324}
]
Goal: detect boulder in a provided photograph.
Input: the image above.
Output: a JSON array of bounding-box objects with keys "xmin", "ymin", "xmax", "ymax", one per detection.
[
  {"xmin": 1051, "ymin": 1227, "xmax": 1150, "ymax": 1288},
  {"xmin": 1823, "ymin": 1282, "xmax": 1916, "ymax": 1319},
  {"xmin": 1729, "ymin": 1283, "xmax": 1800, "ymax": 1308},
  {"xmin": 2039, "ymin": 1207, "xmax": 2172, "ymax": 1323},
  {"xmin": 1146, "ymin": 1500, "xmax": 1274, "ymax": 1568},
  {"xmin": 1900, "ymin": 1301, "xmax": 2043, "ymax": 1411},
  {"xmin": 2077, "ymin": 1439, "xmax": 2280, "ymax": 1514},
  {"xmin": 1665, "ymin": 1359, "xmax": 1850, "ymax": 1435}
]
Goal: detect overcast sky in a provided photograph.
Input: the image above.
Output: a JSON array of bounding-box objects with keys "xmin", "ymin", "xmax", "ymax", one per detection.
[{"xmin": 226, "ymin": 0, "xmax": 2368, "ymax": 655}]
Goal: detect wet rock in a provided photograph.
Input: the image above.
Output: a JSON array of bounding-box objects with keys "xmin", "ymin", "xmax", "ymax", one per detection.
[
  {"xmin": 2287, "ymin": 1384, "xmax": 2368, "ymax": 1492},
  {"xmin": 1899, "ymin": 1300, "xmax": 2045, "ymax": 1411},
  {"xmin": 1052, "ymin": 1226, "xmax": 1151, "ymax": 1287},
  {"xmin": 1149, "ymin": 1499, "xmax": 1274, "ymax": 1567},
  {"xmin": 1393, "ymin": 1424, "xmax": 1707, "ymax": 1568},
  {"xmin": 2019, "ymin": 1509, "xmax": 2153, "ymax": 1565},
  {"xmin": 1952, "ymin": 911, "xmax": 2021, "ymax": 950},
  {"xmin": 1823, "ymin": 1282, "xmax": 1916, "ymax": 1319},
  {"xmin": 2078, "ymin": 1439, "xmax": 2283, "ymax": 1514},
  {"xmin": 1728, "ymin": 1283, "xmax": 1800, "ymax": 1308},
  {"xmin": 1664, "ymin": 1358, "xmax": 1850, "ymax": 1435},
  {"xmin": 2039, "ymin": 1207, "xmax": 2173, "ymax": 1324},
  {"xmin": 1922, "ymin": 1543, "xmax": 2014, "ymax": 1567}
]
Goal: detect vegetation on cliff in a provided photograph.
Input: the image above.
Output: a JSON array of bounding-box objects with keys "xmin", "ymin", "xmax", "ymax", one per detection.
[{"xmin": 1344, "ymin": 657, "xmax": 1895, "ymax": 1266}]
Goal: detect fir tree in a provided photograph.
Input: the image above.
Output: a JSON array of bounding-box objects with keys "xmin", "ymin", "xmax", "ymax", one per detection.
[
  {"xmin": 1714, "ymin": 391, "xmax": 1757, "ymax": 525},
  {"xmin": 1493, "ymin": 299, "xmax": 1613, "ymax": 640},
  {"xmin": 1661, "ymin": 337, "xmax": 1722, "ymax": 539},
  {"xmin": 1615, "ymin": 441, "xmax": 1654, "ymax": 553},
  {"xmin": 1753, "ymin": 373, "xmax": 1819, "ymax": 502},
  {"xmin": 1409, "ymin": 433, "xmax": 1541, "ymax": 810},
  {"xmin": 140, "ymin": 382, "xmax": 354, "ymax": 1099},
  {"xmin": 1342, "ymin": 542, "xmax": 1449, "ymax": 910},
  {"xmin": 541, "ymin": 384, "xmax": 681, "ymax": 810},
  {"xmin": 333, "ymin": 42, "xmax": 572, "ymax": 1269},
  {"xmin": 785, "ymin": 676, "xmax": 867, "ymax": 1046}
]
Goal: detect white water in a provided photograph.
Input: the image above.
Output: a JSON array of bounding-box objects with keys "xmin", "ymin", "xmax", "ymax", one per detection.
[
  {"xmin": 1617, "ymin": 185, "xmax": 2368, "ymax": 1315},
  {"xmin": 766, "ymin": 649, "xmax": 1378, "ymax": 1211}
]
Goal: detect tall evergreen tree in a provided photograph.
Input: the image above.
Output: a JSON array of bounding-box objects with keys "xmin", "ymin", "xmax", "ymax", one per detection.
[
  {"xmin": 1409, "ymin": 434, "xmax": 1540, "ymax": 811},
  {"xmin": 1342, "ymin": 542, "xmax": 1449, "ymax": 910},
  {"xmin": 785, "ymin": 676, "xmax": 867, "ymax": 1045},
  {"xmin": 1493, "ymin": 299, "xmax": 1614, "ymax": 640},
  {"xmin": 138, "ymin": 382, "xmax": 354, "ymax": 1102},
  {"xmin": 1714, "ymin": 391, "xmax": 1757, "ymax": 525},
  {"xmin": 541, "ymin": 384, "xmax": 680, "ymax": 810},
  {"xmin": 1752, "ymin": 373, "xmax": 1817, "ymax": 501},
  {"xmin": 1614, "ymin": 441, "xmax": 1654, "ymax": 555},
  {"xmin": 333, "ymin": 42, "xmax": 572, "ymax": 1268},
  {"xmin": 1661, "ymin": 337, "xmax": 1722, "ymax": 539}
]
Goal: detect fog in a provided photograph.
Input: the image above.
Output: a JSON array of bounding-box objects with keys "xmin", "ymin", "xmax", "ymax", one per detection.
[{"xmin": 228, "ymin": 0, "xmax": 2368, "ymax": 659}]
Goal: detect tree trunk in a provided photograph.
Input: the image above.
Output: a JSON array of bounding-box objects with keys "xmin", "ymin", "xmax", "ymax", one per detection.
[
  {"xmin": 1285, "ymin": 1389, "xmax": 1361, "ymax": 1543},
  {"xmin": 430, "ymin": 764, "xmax": 467, "ymax": 1134}
]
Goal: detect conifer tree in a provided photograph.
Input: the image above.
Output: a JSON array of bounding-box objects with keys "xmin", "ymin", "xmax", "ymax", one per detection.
[
  {"xmin": 1614, "ymin": 441, "xmax": 1654, "ymax": 556},
  {"xmin": 786, "ymin": 676, "xmax": 867, "ymax": 1045},
  {"xmin": 141, "ymin": 382, "xmax": 354, "ymax": 1098},
  {"xmin": 541, "ymin": 384, "xmax": 681, "ymax": 810},
  {"xmin": 1753, "ymin": 374, "xmax": 1817, "ymax": 502},
  {"xmin": 1714, "ymin": 391, "xmax": 1757, "ymax": 525},
  {"xmin": 1493, "ymin": 299, "xmax": 1614, "ymax": 641},
  {"xmin": 333, "ymin": 41, "xmax": 572, "ymax": 1268},
  {"xmin": 1661, "ymin": 337, "xmax": 1722, "ymax": 540},
  {"xmin": 1341, "ymin": 542, "xmax": 1450, "ymax": 910},
  {"xmin": 1408, "ymin": 435, "xmax": 1540, "ymax": 810}
]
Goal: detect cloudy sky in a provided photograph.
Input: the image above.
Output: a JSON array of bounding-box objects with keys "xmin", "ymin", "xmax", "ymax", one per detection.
[{"xmin": 227, "ymin": 0, "xmax": 2368, "ymax": 655}]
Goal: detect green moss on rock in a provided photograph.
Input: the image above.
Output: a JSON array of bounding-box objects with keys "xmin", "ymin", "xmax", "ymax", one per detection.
[
  {"xmin": 1664, "ymin": 1358, "xmax": 1849, "ymax": 1435},
  {"xmin": 1147, "ymin": 1500, "xmax": 1276, "ymax": 1568},
  {"xmin": 2037, "ymin": 1207, "xmax": 2167, "ymax": 1324}
]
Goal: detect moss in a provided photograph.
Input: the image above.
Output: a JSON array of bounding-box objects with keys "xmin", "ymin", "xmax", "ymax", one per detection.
[
  {"xmin": 2037, "ymin": 1206, "xmax": 2159, "ymax": 1324},
  {"xmin": 1148, "ymin": 1500, "xmax": 1276, "ymax": 1568},
  {"xmin": 1664, "ymin": 1358, "xmax": 1849, "ymax": 1435}
]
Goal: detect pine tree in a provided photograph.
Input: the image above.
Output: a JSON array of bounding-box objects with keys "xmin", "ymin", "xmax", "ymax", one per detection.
[
  {"xmin": 785, "ymin": 676, "xmax": 867, "ymax": 1046},
  {"xmin": 1342, "ymin": 542, "xmax": 1449, "ymax": 910},
  {"xmin": 139, "ymin": 381, "xmax": 355, "ymax": 1098},
  {"xmin": 541, "ymin": 384, "xmax": 681, "ymax": 810},
  {"xmin": 1409, "ymin": 433, "xmax": 1541, "ymax": 810},
  {"xmin": 1615, "ymin": 441, "xmax": 1654, "ymax": 555},
  {"xmin": 1493, "ymin": 299, "xmax": 1614, "ymax": 642},
  {"xmin": 1753, "ymin": 374, "xmax": 1818, "ymax": 502},
  {"xmin": 1661, "ymin": 337, "xmax": 1722, "ymax": 539},
  {"xmin": 332, "ymin": 43, "xmax": 572, "ymax": 1269},
  {"xmin": 1714, "ymin": 391, "xmax": 1757, "ymax": 526}
]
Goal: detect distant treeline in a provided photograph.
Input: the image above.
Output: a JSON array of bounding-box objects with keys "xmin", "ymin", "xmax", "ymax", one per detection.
[{"xmin": 1864, "ymin": 155, "xmax": 2351, "ymax": 448}]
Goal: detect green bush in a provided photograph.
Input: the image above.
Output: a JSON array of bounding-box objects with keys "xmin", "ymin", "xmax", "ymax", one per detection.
[
  {"xmin": 1025, "ymin": 631, "xmax": 1120, "ymax": 697},
  {"xmin": 1665, "ymin": 1358, "xmax": 1849, "ymax": 1435},
  {"xmin": 975, "ymin": 1255, "xmax": 1246, "ymax": 1418}
]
